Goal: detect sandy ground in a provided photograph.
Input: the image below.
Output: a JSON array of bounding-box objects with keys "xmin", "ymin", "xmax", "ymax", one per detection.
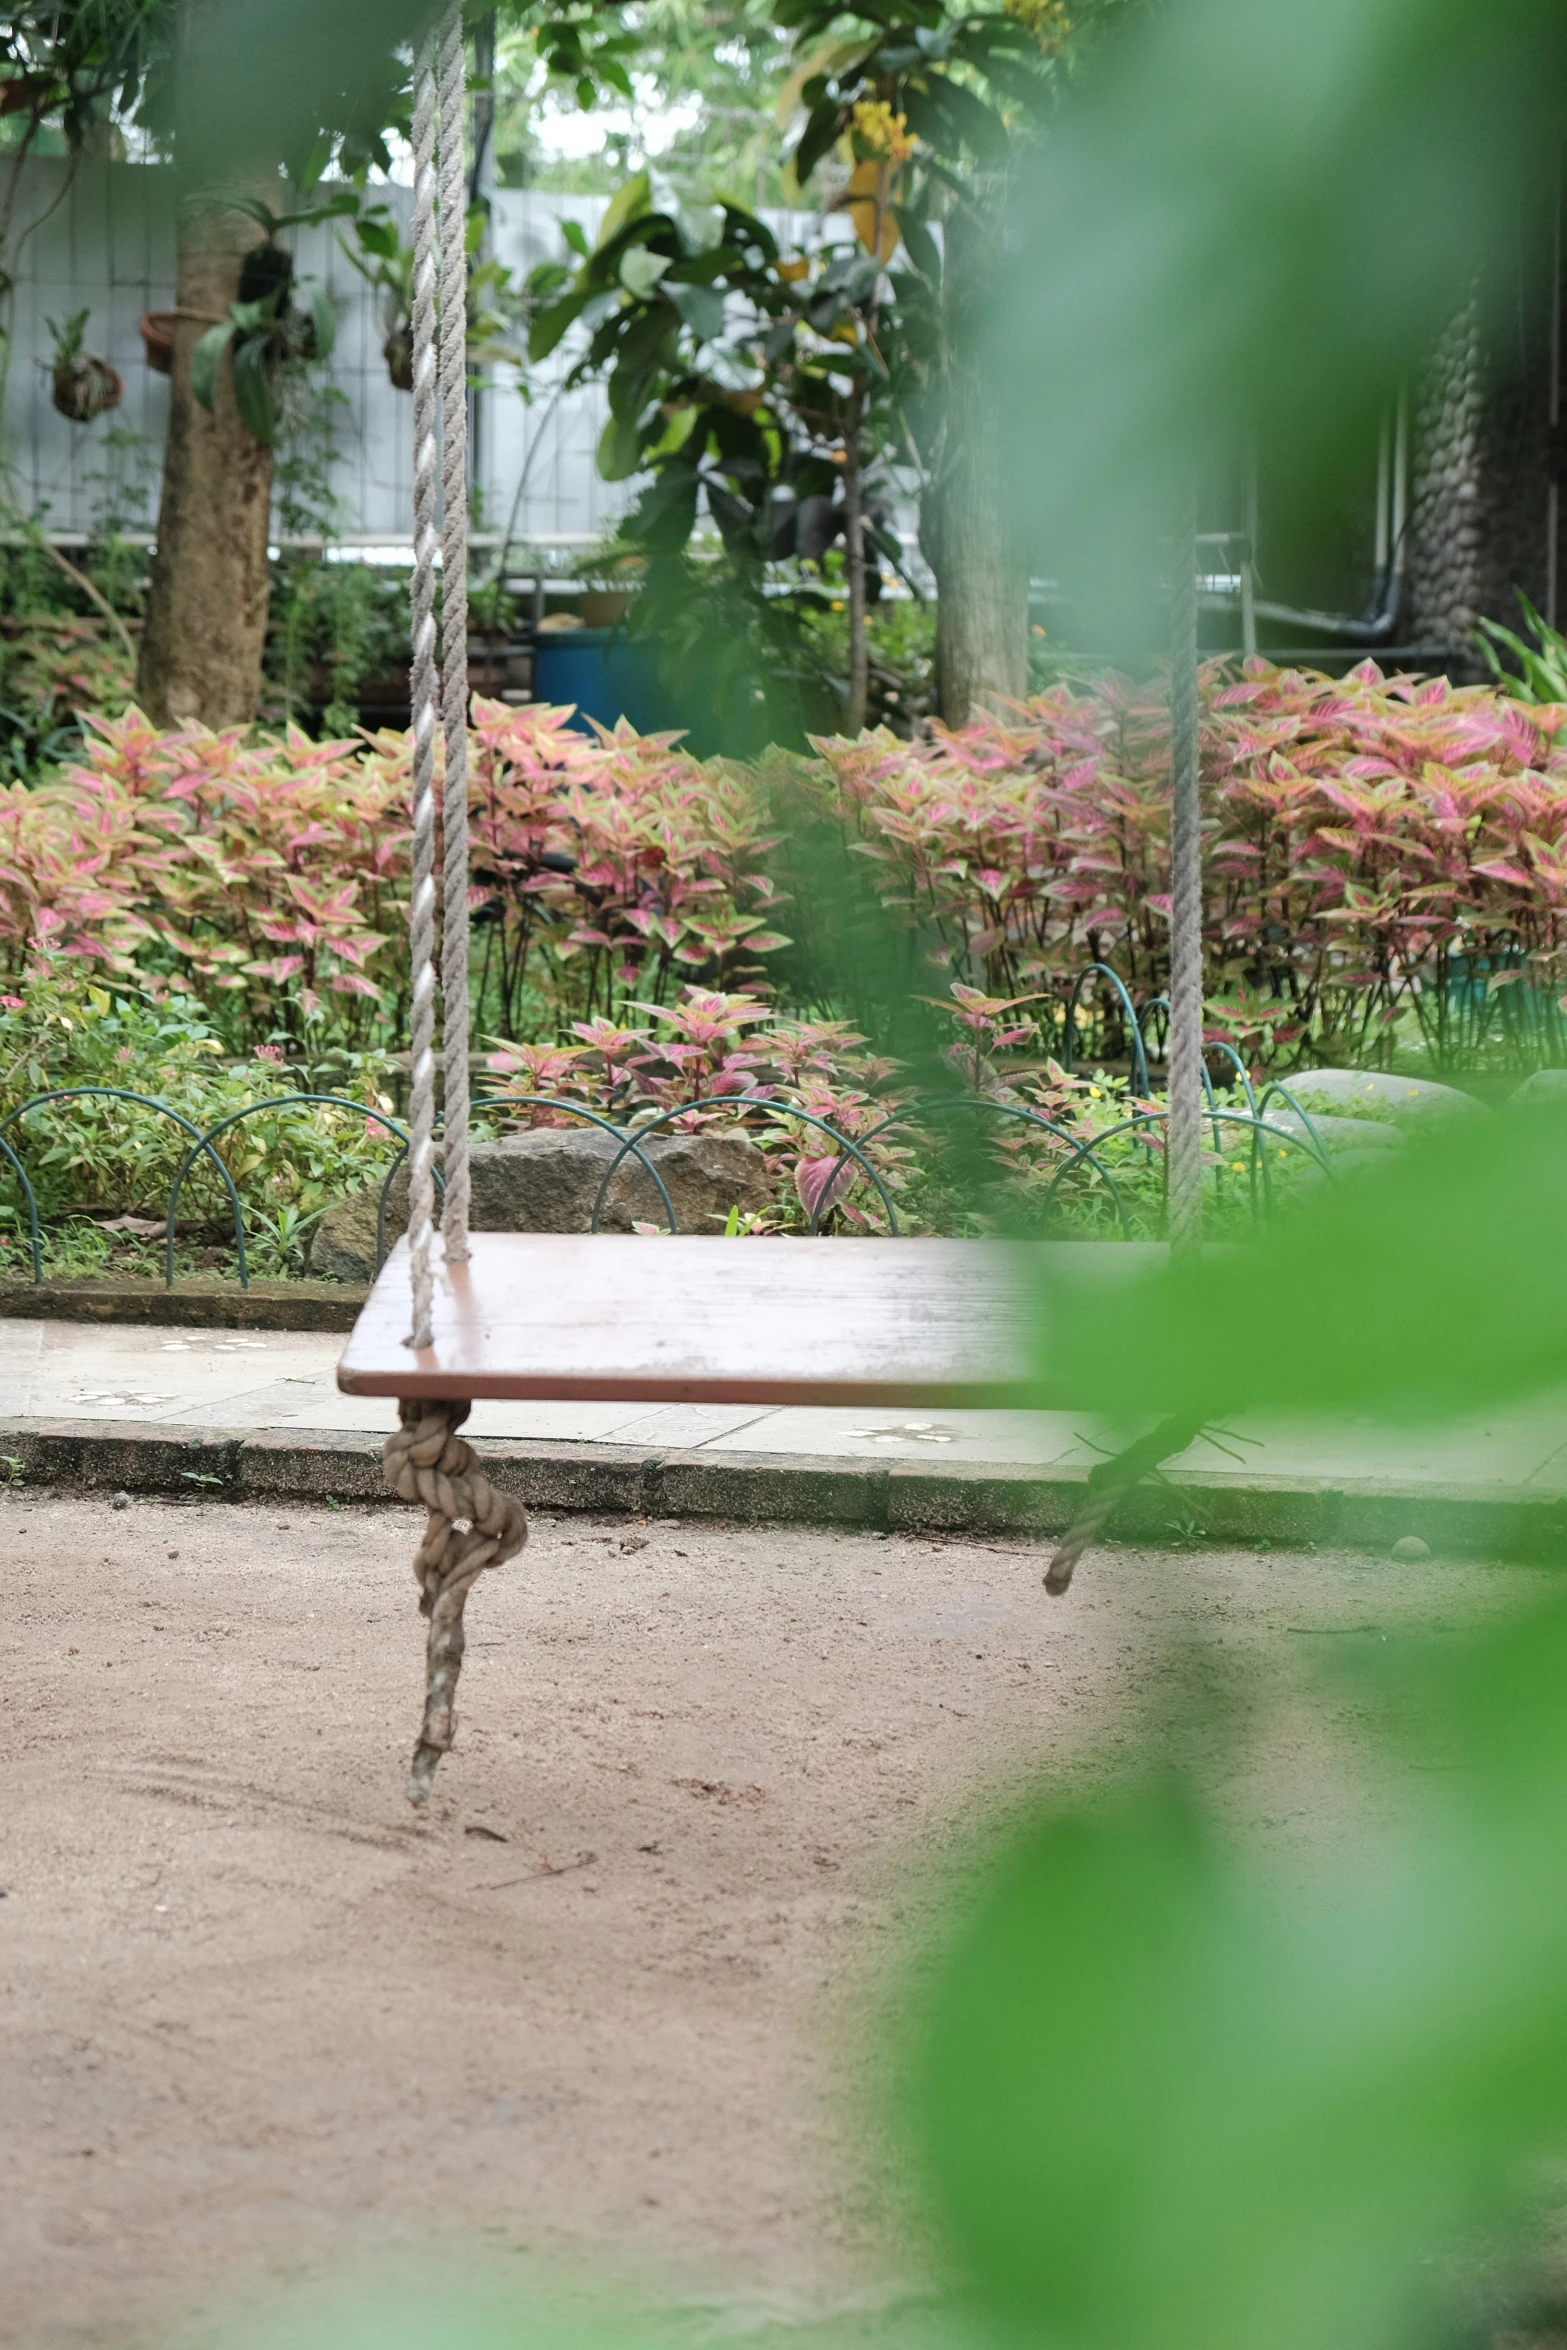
[{"xmin": 0, "ymin": 1491, "xmax": 1550, "ymax": 2350}]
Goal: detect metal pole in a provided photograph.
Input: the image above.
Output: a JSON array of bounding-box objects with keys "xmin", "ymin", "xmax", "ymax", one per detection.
[{"xmin": 1166, "ymin": 487, "xmax": 1204, "ymax": 1259}]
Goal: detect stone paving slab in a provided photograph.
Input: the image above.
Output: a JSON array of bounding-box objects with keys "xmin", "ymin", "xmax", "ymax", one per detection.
[{"xmin": 1, "ymin": 1317, "xmax": 1565, "ymax": 1553}]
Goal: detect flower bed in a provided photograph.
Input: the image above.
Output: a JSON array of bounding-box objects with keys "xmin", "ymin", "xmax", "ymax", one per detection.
[
  {"xmin": 795, "ymin": 659, "xmax": 1567, "ymax": 1067},
  {"xmin": 2, "ymin": 659, "xmax": 1558, "ymax": 1270}
]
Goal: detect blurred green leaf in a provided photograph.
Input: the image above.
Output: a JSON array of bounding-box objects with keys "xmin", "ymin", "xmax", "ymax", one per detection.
[
  {"xmin": 308, "ymin": 283, "xmax": 336, "ymax": 366},
  {"xmin": 230, "ymin": 334, "xmax": 276, "ymax": 445},
  {"xmin": 189, "ymin": 318, "xmax": 234, "ymax": 415},
  {"xmin": 915, "ymin": 1586, "xmax": 1567, "ymax": 2350},
  {"xmin": 999, "ymin": 0, "xmax": 1567, "ymax": 645},
  {"xmin": 1037, "ymin": 1102, "xmax": 1567, "ymax": 1423},
  {"xmin": 597, "ymin": 411, "xmax": 644, "ymax": 482},
  {"xmin": 595, "ymin": 168, "xmax": 653, "ymax": 252}
]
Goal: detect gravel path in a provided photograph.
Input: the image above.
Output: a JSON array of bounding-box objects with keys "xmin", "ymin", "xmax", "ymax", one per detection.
[{"xmin": 0, "ymin": 1493, "xmax": 1542, "ymax": 2350}]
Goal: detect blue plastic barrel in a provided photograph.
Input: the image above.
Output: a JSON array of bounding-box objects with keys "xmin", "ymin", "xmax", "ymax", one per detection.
[{"xmin": 530, "ymin": 627, "xmax": 686, "ymax": 736}]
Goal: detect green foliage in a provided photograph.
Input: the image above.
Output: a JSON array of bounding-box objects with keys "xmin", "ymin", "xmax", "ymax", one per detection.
[
  {"xmin": 0, "ymin": 964, "xmax": 402, "ymax": 1278},
  {"xmin": 43, "ymin": 305, "xmax": 89, "ymax": 363},
  {"xmin": 338, "ymin": 198, "xmax": 526, "ymax": 392},
  {"xmin": 0, "ymin": 4, "xmax": 169, "ymax": 180},
  {"xmin": 492, "ymin": 0, "xmax": 793, "ymax": 199},
  {"xmin": 996, "ymin": 0, "xmax": 1567, "ymax": 650},
  {"xmin": 913, "ymin": 1580, "xmax": 1567, "ymax": 2350},
  {"xmin": 527, "ymin": 184, "xmax": 912, "ymax": 728},
  {"xmin": 799, "ymin": 583, "xmax": 937, "ymax": 732},
  {"xmin": 1038, "ymin": 1092, "xmax": 1567, "ymax": 1420},
  {"xmin": 191, "ymin": 268, "xmax": 336, "ymax": 450},
  {"xmin": 265, "ymin": 555, "xmax": 409, "ymax": 736},
  {"xmin": 905, "ymin": 1090, "xmax": 1567, "ymax": 2350},
  {"xmin": 777, "ymin": 0, "xmax": 1072, "ymax": 202},
  {"xmin": 1475, "ymin": 593, "xmax": 1567, "ymax": 707},
  {"xmin": 0, "ymin": 445, "xmax": 152, "ymax": 782}
]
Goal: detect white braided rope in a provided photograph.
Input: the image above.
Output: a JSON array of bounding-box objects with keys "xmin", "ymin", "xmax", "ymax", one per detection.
[
  {"xmin": 1166, "ymin": 486, "xmax": 1204, "ymax": 1260},
  {"xmin": 406, "ymin": 25, "xmax": 441, "ymax": 1351},
  {"xmin": 437, "ymin": 1, "xmax": 471, "ymax": 1262}
]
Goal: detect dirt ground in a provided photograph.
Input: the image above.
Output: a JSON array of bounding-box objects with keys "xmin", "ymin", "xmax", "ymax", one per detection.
[{"xmin": 0, "ymin": 1491, "xmax": 1550, "ymax": 2350}]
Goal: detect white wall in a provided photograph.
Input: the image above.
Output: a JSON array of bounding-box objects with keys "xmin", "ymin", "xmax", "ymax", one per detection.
[{"xmin": 0, "ymin": 155, "xmax": 832, "ymax": 557}]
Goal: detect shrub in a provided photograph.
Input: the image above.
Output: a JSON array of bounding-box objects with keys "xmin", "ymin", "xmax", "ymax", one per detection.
[
  {"xmin": 9, "ymin": 654, "xmax": 1567, "ymax": 1271},
  {"xmin": 0, "ymin": 699, "xmax": 792, "ymax": 1056},
  {"xmin": 462, "ymin": 699, "xmax": 790, "ymax": 1036},
  {"xmin": 0, "ymin": 965, "xmax": 403, "ymax": 1280},
  {"xmin": 482, "ymin": 978, "xmax": 1306, "ymax": 1241},
  {"xmin": 0, "ymin": 710, "xmax": 403, "ymax": 1047},
  {"xmin": 795, "ymin": 657, "xmax": 1567, "ymax": 1069}
]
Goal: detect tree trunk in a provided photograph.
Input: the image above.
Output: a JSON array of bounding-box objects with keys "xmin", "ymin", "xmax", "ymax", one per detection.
[
  {"xmin": 136, "ymin": 188, "xmax": 275, "ymax": 727},
  {"xmin": 931, "ymin": 202, "xmax": 1029, "ymax": 728}
]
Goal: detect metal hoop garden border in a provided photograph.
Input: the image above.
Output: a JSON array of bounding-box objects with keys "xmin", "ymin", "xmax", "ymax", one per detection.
[
  {"xmin": 0, "ymin": 1049, "xmax": 1354, "ymax": 1286},
  {"xmin": 852, "ymin": 1093, "xmax": 1139, "ymax": 1239},
  {"xmin": 1064, "ymin": 962, "xmax": 1152, "ymax": 1097},
  {"xmin": 162, "ymin": 1094, "xmax": 434, "ymax": 1290},
  {"xmin": 1039, "ymin": 1104, "xmax": 1335, "ymax": 1226},
  {"xmin": 575, "ymin": 1095, "xmax": 902, "ymax": 1236},
  {"xmin": 477, "ymin": 1094, "xmax": 680, "ymax": 1231},
  {"xmin": 0, "ymin": 1087, "xmax": 246, "ymax": 1287}
]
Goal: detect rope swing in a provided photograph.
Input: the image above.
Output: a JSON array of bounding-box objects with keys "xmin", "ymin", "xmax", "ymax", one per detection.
[
  {"xmin": 389, "ymin": 6, "xmax": 527, "ymax": 1806},
  {"xmin": 372, "ymin": 24, "xmax": 1210, "ymax": 1722}
]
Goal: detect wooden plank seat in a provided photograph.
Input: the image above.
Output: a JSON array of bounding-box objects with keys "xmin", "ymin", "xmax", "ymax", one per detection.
[
  {"xmin": 337, "ymin": 1230, "xmax": 1064, "ymax": 1409},
  {"xmin": 342, "ymin": 1229, "xmax": 1061, "ymax": 1801},
  {"xmin": 341, "ymin": 1233, "xmax": 1183, "ymax": 1799}
]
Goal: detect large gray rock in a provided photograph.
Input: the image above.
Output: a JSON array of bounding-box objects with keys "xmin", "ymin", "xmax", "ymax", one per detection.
[
  {"xmin": 1510, "ymin": 1068, "xmax": 1567, "ymax": 1106},
  {"xmin": 1260, "ymin": 1108, "xmax": 1405, "ymax": 1157},
  {"xmin": 309, "ymin": 1124, "xmax": 774, "ymax": 1281},
  {"xmin": 309, "ymin": 1184, "xmax": 394, "ymax": 1283},
  {"xmin": 1280, "ymin": 1069, "xmax": 1486, "ymax": 1124}
]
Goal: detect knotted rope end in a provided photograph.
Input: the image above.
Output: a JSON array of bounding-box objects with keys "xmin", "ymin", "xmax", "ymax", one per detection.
[{"xmin": 383, "ymin": 1397, "xmax": 527, "ymax": 1804}]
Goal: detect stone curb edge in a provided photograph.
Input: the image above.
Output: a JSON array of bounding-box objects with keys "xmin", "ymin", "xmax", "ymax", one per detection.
[
  {"xmin": 0, "ymin": 1281, "xmax": 364, "ymax": 1332},
  {"xmin": 5, "ymin": 1417, "xmax": 1567, "ymax": 1555}
]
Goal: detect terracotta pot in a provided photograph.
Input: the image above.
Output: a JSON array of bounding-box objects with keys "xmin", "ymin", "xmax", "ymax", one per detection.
[
  {"xmin": 51, "ymin": 355, "xmax": 123, "ymax": 423},
  {"xmin": 139, "ymin": 311, "xmax": 176, "ymax": 376},
  {"xmin": 581, "ymin": 589, "xmax": 633, "ymax": 628}
]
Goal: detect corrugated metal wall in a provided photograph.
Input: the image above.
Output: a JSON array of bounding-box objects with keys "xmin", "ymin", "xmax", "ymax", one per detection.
[{"xmin": 1, "ymin": 156, "xmax": 821, "ymax": 551}]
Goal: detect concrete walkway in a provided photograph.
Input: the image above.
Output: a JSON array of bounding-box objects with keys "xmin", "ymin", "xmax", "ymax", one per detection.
[{"xmin": 3, "ymin": 1315, "xmax": 1566, "ymax": 1551}]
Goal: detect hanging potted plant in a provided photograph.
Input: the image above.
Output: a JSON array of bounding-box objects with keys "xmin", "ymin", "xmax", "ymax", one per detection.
[
  {"xmin": 139, "ymin": 311, "xmax": 177, "ymax": 375},
  {"xmin": 191, "ymin": 279, "xmax": 335, "ymax": 444},
  {"xmin": 341, "ymin": 204, "xmax": 415, "ymax": 390},
  {"xmin": 47, "ymin": 310, "xmax": 123, "ymax": 422},
  {"xmin": 340, "ymin": 200, "xmax": 523, "ymax": 393},
  {"xmin": 190, "ymin": 196, "xmax": 347, "ymax": 445}
]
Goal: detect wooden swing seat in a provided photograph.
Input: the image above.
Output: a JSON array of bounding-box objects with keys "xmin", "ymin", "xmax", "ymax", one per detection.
[{"xmin": 337, "ymin": 1231, "xmax": 1065, "ymax": 1409}]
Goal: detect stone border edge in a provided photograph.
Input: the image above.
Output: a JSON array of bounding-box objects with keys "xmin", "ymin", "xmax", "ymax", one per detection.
[
  {"xmin": 4, "ymin": 1417, "xmax": 1566, "ymax": 1556},
  {"xmin": 0, "ymin": 1281, "xmax": 365, "ymax": 1331}
]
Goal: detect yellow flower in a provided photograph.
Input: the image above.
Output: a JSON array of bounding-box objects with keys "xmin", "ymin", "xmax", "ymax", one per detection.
[
  {"xmin": 851, "ymin": 99, "xmax": 917, "ymax": 165},
  {"xmin": 1004, "ymin": 0, "xmax": 1072, "ymax": 50}
]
